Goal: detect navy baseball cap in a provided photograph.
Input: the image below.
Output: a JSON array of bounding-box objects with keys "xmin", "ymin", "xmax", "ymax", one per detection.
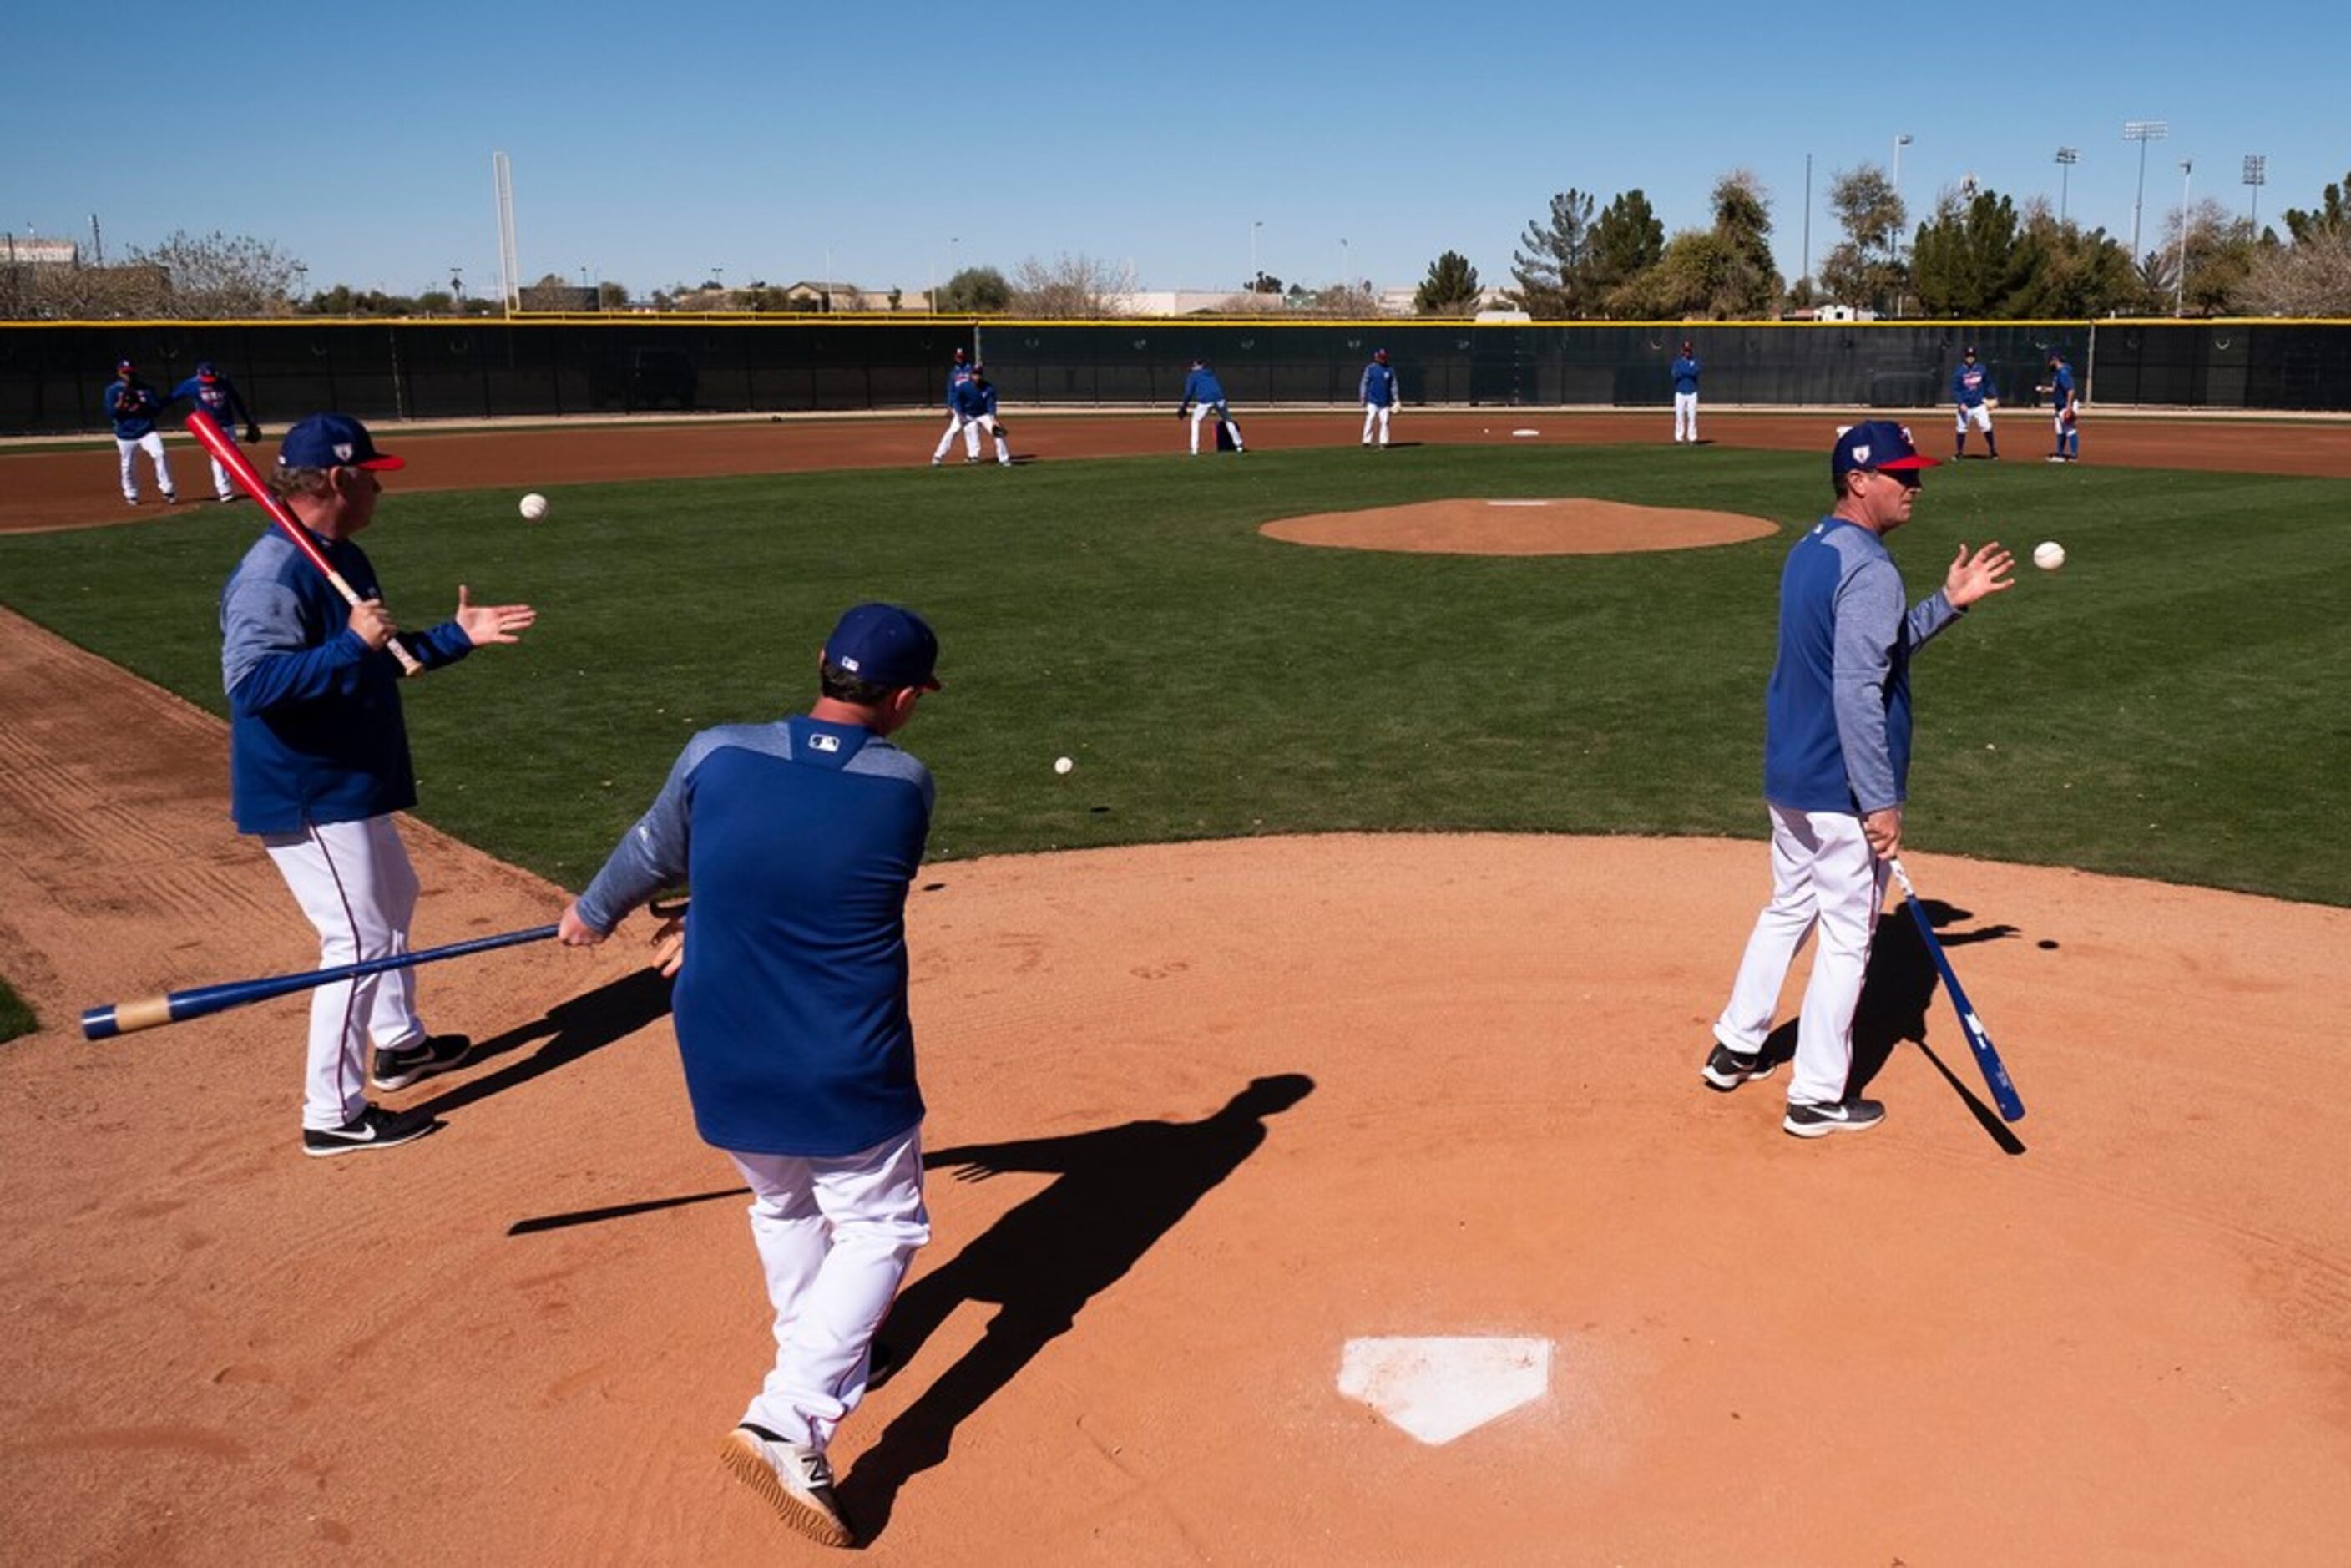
[
  {"xmin": 115, "ymin": 358, "xmax": 134, "ymax": 372},
  {"xmin": 196, "ymin": 361, "xmax": 218, "ymax": 380},
  {"xmin": 1832, "ymin": 421, "xmax": 1940, "ymax": 478},
  {"xmin": 1373, "ymin": 347, "xmax": 1388, "ymax": 361},
  {"xmin": 824, "ymin": 603, "xmax": 942, "ymax": 691},
  {"xmin": 277, "ymin": 413, "xmax": 405, "ymax": 472},
  {"xmin": 1963, "ymin": 344, "xmax": 1979, "ymax": 357}
]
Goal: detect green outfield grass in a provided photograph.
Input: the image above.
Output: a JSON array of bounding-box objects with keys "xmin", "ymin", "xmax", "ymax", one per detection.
[{"xmin": 2, "ymin": 443, "xmax": 2345, "ymax": 905}]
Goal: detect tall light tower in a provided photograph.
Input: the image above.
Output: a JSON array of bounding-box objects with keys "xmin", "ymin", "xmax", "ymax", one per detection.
[
  {"xmin": 2055, "ymin": 147, "xmax": 2081, "ymax": 225},
  {"xmin": 1251, "ymin": 220, "xmax": 1263, "ymax": 290},
  {"xmin": 2243, "ymin": 154, "xmax": 2268, "ymax": 232},
  {"xmin": 1890, "ymin": 134, "xmax": 1912, "ymax": 318},
  {"xmin": 2123, "ymin": 120, "xmax": 2169, "ymax": 261},
  {"xmin": 2176, "ymin": 158, "xmax": 2193, "ymax": 316}
]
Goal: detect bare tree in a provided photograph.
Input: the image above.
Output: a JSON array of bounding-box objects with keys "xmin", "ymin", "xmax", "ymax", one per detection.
[
  {"xmin": 125, "ymin": 230, "xmax": 305, "ymax": 316},
  {"xmin": 1009, "ymin": 253, "xmax": 1132, "ymax": 317},
  {"xmin": 2242, "ymin": 230, "xmax": 2351, "ymax": 315}
]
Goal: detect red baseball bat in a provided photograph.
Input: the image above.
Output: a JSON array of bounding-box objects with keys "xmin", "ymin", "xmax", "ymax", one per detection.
[{"xmin": 186, "ymin": 409, "xmax": 425, "ymax": 678}]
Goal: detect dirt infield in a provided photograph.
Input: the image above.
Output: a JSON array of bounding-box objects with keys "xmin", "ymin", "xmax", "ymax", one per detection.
[
  {"xmin": 1261, "ymin": 497, "xmax": 1777, "ymax": 554},
  {"xmin": 7, "ymin": 407, "xmax": 2350, "ymax": 534},
  {"xmin": 4, "ymin": 604, "xmax": 2349, "ymax": 1562}
]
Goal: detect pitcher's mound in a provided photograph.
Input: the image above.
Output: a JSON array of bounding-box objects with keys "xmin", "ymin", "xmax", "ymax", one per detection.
[{"xmin": 1261, "ymin": 498, "xmax": 1777, "ymax": 555}]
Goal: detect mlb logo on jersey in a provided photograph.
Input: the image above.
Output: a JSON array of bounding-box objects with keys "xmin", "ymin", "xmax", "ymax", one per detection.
[{"xmin": 809, "ymin": 733, "xmax": 842, "ymax": 753}]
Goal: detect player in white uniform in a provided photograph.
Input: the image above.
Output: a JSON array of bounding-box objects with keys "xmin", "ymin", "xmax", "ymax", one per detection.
[
  {"xmin": 1671, "ymin": 341, "xmax": 1702, "ymax": 443},
  {"xmin": 1951, "ymin": 346, "xmax": 2000, "ymax": 459},
  {"xmin": 1359, "ymin": 348, "xmax": 1399, "ymax": 447},
  {"xmin": 104, "ymin": 359, "xmax": 178, "ymax": 505},
  {"xmin": 930, "ymin": 347, "xmax": 975, "ymax": 465}
]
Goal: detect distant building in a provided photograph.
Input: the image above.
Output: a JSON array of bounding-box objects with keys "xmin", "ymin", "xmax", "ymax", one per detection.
[
  {"xmin": 5, "ymin": 236, "xmax": 80, "ymax": 266},
  {"xmin": 781, "ymin": 280, "xmax": 869, "ymax": 311}
]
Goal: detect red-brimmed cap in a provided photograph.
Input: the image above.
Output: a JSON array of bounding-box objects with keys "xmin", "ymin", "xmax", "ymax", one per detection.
[{"xmin": 1832, "ymin": 421, "xmax": 1940, "ymax": 477}]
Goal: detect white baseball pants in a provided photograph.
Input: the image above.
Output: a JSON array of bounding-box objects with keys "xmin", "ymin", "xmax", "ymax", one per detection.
[
  {"xmin": 1361, "ymin": 403, "xmax": 1393, "ymax": 445},
  {"xmin": 1713, "ymin": 805, "xmax": 1891, "ymax": 1105},
  {"xmin": 116, "ymin": 432, "xmax": 176, "ymax": 502},
  {"xmin": 932, "ymin": 412, "xmax": 970, "ymax": 462},
  {"xmin": 1673, "ymin": 392, "xmax": 1700, "ymax": 443},
  {"xmin": 977, "ymin": 412, "xmax": 1009, "ymax": 463},
  {"xmin": 730, "ymin": 1127, "xmax": 931, "ymax": 1451},
  {"xmin": 1954, "ymin": 402, "xmax": 1995, "ymax": 435},
  {"xmin": 1189, "ymin": 402, "xmax": 1241, "ymax": 454},
  {"xmin": 262, "ymin": 816, "xmax": 427, "ymax": 1130},
  {"xmin": 207, "ymin": 451, "xmax": 237, "ymax": 503}
]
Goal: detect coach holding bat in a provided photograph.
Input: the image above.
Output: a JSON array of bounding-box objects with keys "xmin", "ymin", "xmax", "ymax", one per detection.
[
  {"xmin": 1701, "ymin": 422, "xmax": 2011, "ymax": 1138},
  {"xmin": 221, "ymin": 413, "xmax": 535, "ymax": 1157}
]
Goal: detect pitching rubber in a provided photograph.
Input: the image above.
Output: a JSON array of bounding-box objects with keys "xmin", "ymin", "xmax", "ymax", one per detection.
[{"xmin": 718, "ymin": 1429, "xmax": 854, "ymax": 1549}]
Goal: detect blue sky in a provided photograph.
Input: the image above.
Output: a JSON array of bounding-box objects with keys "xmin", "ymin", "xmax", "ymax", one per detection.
[{"xmin": 6, "ymin": 3, "xmax": 2340, "ymax": 301}]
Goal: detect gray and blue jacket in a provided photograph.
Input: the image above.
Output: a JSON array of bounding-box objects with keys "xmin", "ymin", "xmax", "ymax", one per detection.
[
  {"xmin": 577, "ymin": 717, "xmax": 934, "ymax": 1158},
  {"xmin": 1762, "ymin": 517, "xmax": 1961, "ymax": 816}
]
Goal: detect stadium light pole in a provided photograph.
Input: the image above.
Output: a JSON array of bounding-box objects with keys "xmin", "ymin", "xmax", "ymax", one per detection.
[
  {"xmin": 1890, "ymin": 134, "xmax": 1913, "ymax": 319},
  {"xmin": 2124, "ymin": 120, "xmax": 2169, "ymax": 262},
  {"xmin": 2176, "ymin": 159, "xmax": 2193, "ymax": 316},
  {"xmin": 2243, "ymin": 154, "xmax": 2267, "ymax": 232},
  {"xmin": 1251, "ymin": 220, "xmax": 1263, "ymax": 290},
  {"xmin": 1340, "ymin": 235, "xmax": 1349, "ymax": 291},
  {"xmin": 2055, "ymin": 147, "xmax": 2080, "ymax": 225}
]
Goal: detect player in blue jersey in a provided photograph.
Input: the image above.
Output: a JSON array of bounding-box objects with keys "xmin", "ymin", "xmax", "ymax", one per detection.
[
  {"xmin": 1178, "ymin": 357, "xmax": 1245, "ymax": 454},
  {"xmin": 1951, "ymin": 344, "xmax": 2000, "ymax": 459},
  {"xmin": 222, "ymin": 415, "xmax": 537, "ymax": 1156},
  {"xmin": 1670, "ymin": 340, "xmax": 1702, "ymax": 443},
  {"xmin": 930, "ymin": 346, "xmax": 976, "ymax": 465},
  {"xmin": 167, "ymin": 361, "xmax": 262, "ymax": 502},
  {"xmin": 559, "ymin": 603, "xmax": 945, "ymax": 1549},
  {"xmin": 1358, "ymin": 347, "xmax": 1400, "ymax": 448},
  {"xmin": 2036, "ymin": 351, "xmax": 2081, "ymax": 463},
  {"xmin": 971, "ymin": 363, "xmax": 1012, "ymax": 465},
  {"xmin": 1703, "ymin": 422, "xmax": 2012, "ymax": 1138},
  {"xmin": 104, "ymin": 358, "xmax": 178, "ymax": 505}
]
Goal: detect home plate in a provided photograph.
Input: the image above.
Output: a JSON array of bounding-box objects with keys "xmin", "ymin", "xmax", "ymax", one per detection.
[
  {"xmin": 1337, "ymin": 1336, "xmax": 1552, "ymax": 1444},
  {"xmin": 1510, "ymin": 427, "xmax": 1542, "ymax": 438}
]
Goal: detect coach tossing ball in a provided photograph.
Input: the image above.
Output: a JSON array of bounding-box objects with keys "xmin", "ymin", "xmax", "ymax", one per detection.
[{"xmin": 518, "ymin": 493, "xmax": 549, "ymax": 523}]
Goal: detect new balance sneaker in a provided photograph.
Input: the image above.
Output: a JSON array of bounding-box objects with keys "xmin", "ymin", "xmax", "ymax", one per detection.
[
  {"xmin": 370, "ymin": 1034, "xmax": 473, "ymax": 1091},
  {"xmin": 1701, "ymin": 1042, "xmax": 1775, "ymax": 1092},
  {"xmin": 301, "ymin": 1103, "xmax": 438, "ymax": 1158},
  {"xmin": 720, "ymin": 1425, "xmax": 853, "ymax": 1548},
  {"xmin": 1782, "ymin": 1097, "xmax": 1887, "ymax": 1139}
]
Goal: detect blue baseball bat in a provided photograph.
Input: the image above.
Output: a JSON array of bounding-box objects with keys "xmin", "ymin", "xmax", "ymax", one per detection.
[
  {"xmin": 1888, "ymin": 858, "xmax": 2026, "ymax": 1122},
  {"xmin": 82, "ymin": 923, "xmax": 560, "ymax": 1040}
]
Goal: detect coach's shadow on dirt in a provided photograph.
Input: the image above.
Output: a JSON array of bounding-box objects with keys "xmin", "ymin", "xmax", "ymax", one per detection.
[
  {"xmin": 411, "ymin": 966, "xmax": 673, "ymax": 1120},
  {"xmin": 840, "ymin": 1072, "xmax": 1316, "ymax": 1537},
  {"xmin": 1765, "ymin": 895, "xmax": 2024, "ymax": 1150}
]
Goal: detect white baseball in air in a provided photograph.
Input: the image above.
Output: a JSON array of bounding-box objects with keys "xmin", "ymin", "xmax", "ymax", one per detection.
[
  {"xmin": 1054, "ymin": 756, "xmax": 1074, "ymax": 776},
  {"xmin": 518, "ymin": 493, "xmax": 549, "ymax": 522},
  {"xmin": 2033, "ymin": 540, "xmax": 2066, "ymax": 571}
]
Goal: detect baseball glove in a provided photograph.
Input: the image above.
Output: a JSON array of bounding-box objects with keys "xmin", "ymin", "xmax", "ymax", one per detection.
[
  {"xmin": 1176, "ymin": 406, "xmax": 1189, "ymax": 421},
  {"xmin": 243, "ymin": 424, "xmax": 262, "ymax": 443}
]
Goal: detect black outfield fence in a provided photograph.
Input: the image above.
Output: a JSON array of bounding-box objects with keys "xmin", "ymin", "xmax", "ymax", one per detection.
[{"xmin": 6, "ymin": 317, "xmax": 2348, "ymax": 436}]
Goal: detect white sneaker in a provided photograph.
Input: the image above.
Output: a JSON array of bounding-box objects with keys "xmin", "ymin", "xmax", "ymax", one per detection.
[{"xmin": 720, "ymin": 1426, "xmax": 853, "ymax": 1547}]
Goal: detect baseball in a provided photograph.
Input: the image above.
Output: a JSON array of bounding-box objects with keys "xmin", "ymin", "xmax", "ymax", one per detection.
[
  {"xmin": 518, "ymin": 493, "xmax": 549, "ymax": 523},
  {"xmin": 2033, "ymin": 540, "xmax": 2066, "ymax": 571},
  {"xmin": 1054, "ymin": 756, "xmax": 1074, "ymax": 776}
]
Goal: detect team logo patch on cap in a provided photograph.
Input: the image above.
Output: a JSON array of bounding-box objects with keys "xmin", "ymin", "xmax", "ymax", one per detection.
[{"xmin": 1852, "ymin": 444, "xmax": 1872, "ymax": 465}]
